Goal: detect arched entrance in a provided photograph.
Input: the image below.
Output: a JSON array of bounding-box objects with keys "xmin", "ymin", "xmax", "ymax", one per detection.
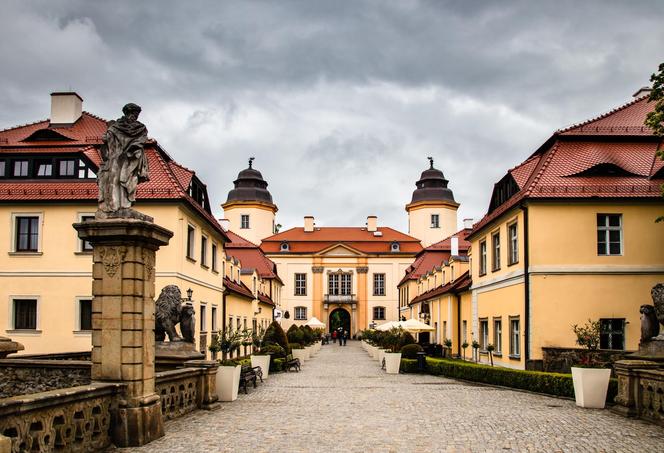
[{"xmin": 329, "ymin": 308, "xmax": 350, "ymax": 334}]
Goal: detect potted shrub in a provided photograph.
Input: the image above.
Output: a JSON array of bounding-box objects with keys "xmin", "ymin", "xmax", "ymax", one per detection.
[
  {"xmin": 250, "ymin": 325, "xmax": 271, "ymax": 379},
  {"xmin": 290, "ymin": 342, "xmax": 306, "ymax": 362},
  {"xmin": 443, "ymin": 338, "xmax": 453, "ymax": 358},
  {"xmin": 461, "ymin": 341, "xmax": 469, "ymax": 361},
  {"xmin": 486, "ymin": 343, "xmax": 495, "ymax": 366},
  {"xmin": 383, "ymin": 327, "xmax": 404, "ymax": 374},
  {"xmin": 209, "ymin": 329, "xmax": 242, "ymax": 402},
  {"xmin": 571, "ymin": 319, "xmax": 611, "ymax": 408},
  {"xmin": 471, "ymin": 340, "xmax": 480, "ymax": 362}
]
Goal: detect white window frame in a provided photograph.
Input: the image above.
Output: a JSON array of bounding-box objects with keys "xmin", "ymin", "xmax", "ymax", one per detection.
[
  {"xmin": 507, "ymin": 222, "xmax": 518, "ymax": 265},
  {"xmin": 373, "ymin": 273, "xmax": 386, "ymax": 296},
  {"xmin": 510, "ymin": 317, "xmax": 520, "ymax": 357},
  {"xmin": 211, "ymin": 305, "xmax": 218, "ymax": 332},
  {"xmin": 373, "ymin": 306, "xmax": 386, "ymax": 320},
  {"xmin": 479, "ymin": 239, "xmax": 487, "ymax": 275},
  {"xmin": 493, "ymin": 318, "xmax": 502, "ymax": 353},
  {"xmin": 74, "ymin": 296, "xmax": 93, "ymax": 333},
  {"xmin": 462, "ymin": 320, "xmax": 467, "ymax": 343},
  {"xmin": 491, "ymin": 230, "xmax": 501, "ymax": 271},
  {"xmin": 200, "ymin": 303, "xmax": 207, "ymax": 332},
  {"xmin": 211, "ymin": 242, "xmax": 218, "ymax": 272},
  {"xmin": 186, "ymin": 224, "xmax": 196, "ymax": 260},
  {"xmin": 241, "ymin": 214, "xmax": 250, "ymax": 229},
  {"xmin": 480, "ymin": 319, "xmax": 489, "ymax": 350},
  {"xmin": 430, "ymin": 214, "xmax": 440, "ymax": 228},
  {"xmin": 77, "ymin": 213, "xmax": 95, "ymax": 253},
  {"xmin": 597, "ymin": 214, "xmax": 623, "ymax": 256},
  {"xmin": 294, "ymin": 306, "xmax": 307, "ymax": 320},
  {"xmin": 10, "ymin": 212, "xmax": 43, "ymax": 254},
  {"xmin": 200, "ymin": 234, "xmax": 208, "ymax": 267},
  {"xmin": 294, "ymin": 273, "xmax": 307, "ymax": 296},
  {"xmin": 8, "ymin": 295, "xmax": 41, "ymax": 333}
]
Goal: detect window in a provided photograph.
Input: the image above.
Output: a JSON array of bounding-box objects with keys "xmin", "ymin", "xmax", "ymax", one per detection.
[
  {"xmin": 200, "ymin": 304, "xmax": 207, "ymax": 332},
  {"xmin": 59, "ymin": 160, "xmax": 76, "ymax": 177},
  {"xmin": 492, "ymin": 231, "xmax": 501, "ymax": 271},
  {"xmin": 294, "ymin": 273, "xmax": 307, "ymax": 296},
  {"xmin": 280, "ymin": 242, "xmax": 289, "ymax": 252},
  {"xmin": 211, "ymin": 306, "xmax": 218, "ymax": 331},
  {"xmin": 294, "ymin": 306, "xmax": 307, "ymax": 320},
  {"xmin": 373, "ymin": 273, "xmax": 385, "ymax": 296},
  {"xmin": 236, "ymin": 317, "xmax": 241, "ymax": 331},
  {"xmin": 597, "ymin": 214, "xmax": 622, "ymax": 256},
  {"xmin": 443, "ymin": 321, "xmax": 447, "ymax": 340},
  {"xmin": 15, "ymin": 216, "xmax": 39, "ymax": 252},
  {"xmin": 13, "ymin": 160, "xmax": 28, "ymax": 177},
  {"xmin": 390, "ymin": 242, "xmax": 400, "ymax": 252},
  {"xmin": 211, "ymin": 243, "xmax": 218, "ymax": 272},
  {"xmin": 329, "ymin": 273, "xmax": 352, "ymax": 295},
  {"xmin": 13, "ymin": 299, "xmax": 37, "ymax": 330},
  {"xmin": 186, "ymin": 225, "xmax": 195, "ymax": 259},
  {"xmin": 241, "ymin": 215, "xmax": 250, "ymax": 229},
  {"xmin": 479, "ymin": 240, "xmax": 487, "ymax": 275},
  {"xmin": 228, "ymin": 316, "xmax": 234, "ymax": 331},
  {"xmin": 510, "ymin": 318, "xmax": 520, "ymax": 357},
  {"xmin": 373, "ymin": 306, "xmax": 386, "ymax": 320},
  {"xmin": 431, "ymin": 214, "xmax": 440, "ymax": 228},
  {"xmin": 508, "ymin": 222, "xmax": 518, "ymax": 265},
  {"xmin": 493, "ymin": 318, "xmax": 502, "ymax": 353},
  {"xmin": 462, "ymin": 320, "xmax": 467, "ymax": 342},
  {"xmin": 253, "ymin": 276, "xmax": 257, "ymax": 294},
  {"xmin": 79, "ymin": 299, "xmax": 92, "ymax": 331},
  {"xmin": 0, "ymin": 161, "xmax": 5, "ymax": 177},
  {"xmin": 600, "ymin": 318, "xmax": 625, "ymax": 350},
  {"xmin": 35, "ymin": 159, "xmax": 53, "ymax": 177},
  {"xmin": 79, "ymin": 215, "xmax": 95, "ymax": 251},
  {"xmin": 201, "ymin": 235, "xmax": 208, "ymax": 266},
  {"xmin": 480, "ymin": 319, "xmax": 489, "ymax": 350}
]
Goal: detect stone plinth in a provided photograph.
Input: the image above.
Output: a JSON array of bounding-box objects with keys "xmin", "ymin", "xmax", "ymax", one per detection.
[
  {"xmin": 74, "ymin": 218, "xmax": 172, "ymax": 447},
  {"xmin": 628, "ymin": 339, "xmax": 664, "ymax": 363},
  {"xmin": 156, "ymin": 341, "xmax": 205, "ymax": 371},
  {"xmin": 0, "ymin": 336, "xmax": 24, "ymax": 359}
]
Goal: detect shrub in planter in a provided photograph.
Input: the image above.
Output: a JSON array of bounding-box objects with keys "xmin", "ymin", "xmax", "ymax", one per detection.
[
  {"xmin": 287, "ymin": 325, "xmax": 304, "ymax": 345},
  {"xmin": 400, "ymin": 358, "xmax": 419, "ymax": 373},
  {"xmin": 398, "ymin": 331, "xmax": 416, "ymax": 349},
  {"xmin": 260, "ymin": 343, "xmax": 285, "ymax": 358},
  {"xmin": 400, "ymin": 343, "xmax": 424, "ymax": 359},
  {"xmin": 289, "ymin": 342, "xmax": 303, "ymax": 349},
  {"xmin": 264, "ymin": 321, "xmax": 290, "ymax": 353},
  {"xmin": 271, "ymin": 357, "xmax": 285, "ymax": 372},
  {"xmin": 302, "ymin": 325, "xmax": 315, "ymax": 345}
]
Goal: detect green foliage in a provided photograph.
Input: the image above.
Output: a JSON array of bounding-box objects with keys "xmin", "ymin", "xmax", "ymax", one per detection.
[
  {"xmin": 259, "ymin": 343, "xmax": 285, "ymax": 357},
  {"xmin": 209, "ymin": 329, "xmax": 242, "ymax": 355},
  {"xmin": 400, "ymin": 358, "xmax": 419, "ymax": 373},
  {"xmin": 220, "ymin": 359, "xmax": 240, "ymax": 367},
  {"xmin": 400, "ymin": 343, "xmax": 424, "ymax": 359},
  {"xmin": 572, "ymin": 319, "xmax": 601, "ymax": 350},
  {"xmin": 270, "ymin": 357, "xmax": 285, "ymax": 372},
  {"xmin": 461, "ymin": 342, "xmax": 469, "ymax": 349},
  {"xmin": 289, "ymin": 342, "xmax": 302, "ymax": 349},
  {"xmin": 471, "ymin": 340, "xmax": 480, "ymax": 350},
  {"xmin": 264, "ymin": 321, "xmax": 290, "ymax": 353},
  {"xmin": 646, "ymin": 62, "xmax": 664, "ymax": 137},
  {"xmin": 398, "ymin": 331, "xmax": 416, "ymax": 349},
  {"xmin": 287, "ymin": 325, "xmax": 304, "ymax": 345},
  {"xmin": 302, "ymin": 325, "xmax": 315, "ymax": 345},
  {"xmin": 443, "ymin": 338, "xmax": 453, "ymax": 349},
  {"xmin": 380, "ymin": 327, "xmax": 405, "ymax": 352},
  {"xmin": 425, "ymin": 358, "xmax": 618, "ymax": 402},
  {"xmin": 251, "ymin": 324, "xmax": 266, "ymax": 350},
  {"xmin": 361, "ymin": 329, "xmax": 377, "ymax": 345},
  {"xmin": 487, "ymin": 344, "xmax": 495, "ymax": 352}
]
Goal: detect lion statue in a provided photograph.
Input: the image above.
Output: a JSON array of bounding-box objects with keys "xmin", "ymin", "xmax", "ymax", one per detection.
[
  {"xmin": 179, "ymin": 303, "xmax": 196, "ymax": 343},
  {"xmin": 640, "ymin": 304, "xmax": 660, "ymax": 343},
  {"xmin": 155, "ymin": 285, "xmax": 183, "ymax": 342}
]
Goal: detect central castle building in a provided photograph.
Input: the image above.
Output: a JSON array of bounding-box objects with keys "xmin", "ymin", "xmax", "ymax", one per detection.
[{"xmin": 222, "ymin": 159, "xmax": 463, "ymax": 334}]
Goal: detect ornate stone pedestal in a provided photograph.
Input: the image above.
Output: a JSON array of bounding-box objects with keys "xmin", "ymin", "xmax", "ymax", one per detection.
[
  {"xmin": 74, "ymin": 219, "xmax": 173, "ymax": 447},
  {"xmin": 156, "ymin": 341, "xmax": 205, "ymax": 371}
]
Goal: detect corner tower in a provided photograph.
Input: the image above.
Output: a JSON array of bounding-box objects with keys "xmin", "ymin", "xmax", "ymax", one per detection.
[
  {"xmin": 406, "ymin": 157, "xmax": 458, "ymax": 247},
  {"xmin": 222, "ymin": 158, "xmax": 277, "ymax": 245}
]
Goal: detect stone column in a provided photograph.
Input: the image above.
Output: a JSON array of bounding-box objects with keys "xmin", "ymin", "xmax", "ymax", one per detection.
[{"xmin": 74, "ymin": 219, "xmax": 173, "ymax": 448}]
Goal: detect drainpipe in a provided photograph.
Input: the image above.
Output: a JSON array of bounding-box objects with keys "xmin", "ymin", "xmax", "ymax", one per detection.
[
  {"xmin": 522, "ymin": 204, "xmax": 530, "ymax": 364},
  {"xmin": 456, "ymin": 292, "xmax": 462, "ymax": 357},
  {"xmin": 221, "ymin": 288, "xmax": 228, "ymax": 361}
]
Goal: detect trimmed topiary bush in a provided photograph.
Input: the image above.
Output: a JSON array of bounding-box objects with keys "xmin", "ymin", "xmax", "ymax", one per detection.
[
  {"xmin": 400, "ymin": 343, "xmax": 424, "ymax": 359},
  {"xmin": 264, "ymin": 321, "xmax": 290, "ymax": 353},
  {"xmin": 270, "ymin": 357, "xmax": 285, "ymax": 372},
  {"xmin": 399, "ymin": 331, "xmax": 417, "ymax": 349},
  {"xmin": 400, "ymin": 358, "xmax": 419, "ymax": 373},
  {"xmin": 301, "ymin": 325, "xmax": 315, "ymax": 345},
  {"xmin": 259, "ymin": 343, "xmax": 285, "ymax": 358},
  {"xmin": 289, "ymin": 342, "xmax": 302, "ymax": 349},
  {"xmin": 287, "ymin": 325, "xmax": 304, "ymax": 345}
]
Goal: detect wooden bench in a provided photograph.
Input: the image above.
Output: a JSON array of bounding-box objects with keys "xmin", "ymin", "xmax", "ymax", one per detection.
[
  {"xmin": 285, "ymin": 354, "xmax": 301, "ymax": 372},
  {"xmin": 252, "ymin": 365, "xmax": 264, "ymax": 383},
  {"xmin": 239, "ymin": 365, "xmax": 258, "ymax": 394}
]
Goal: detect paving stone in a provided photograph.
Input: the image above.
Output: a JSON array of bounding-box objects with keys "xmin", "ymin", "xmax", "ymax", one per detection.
[{"xmin": 115, "ymin": 341, "xmax": 664, "ymax": 452}]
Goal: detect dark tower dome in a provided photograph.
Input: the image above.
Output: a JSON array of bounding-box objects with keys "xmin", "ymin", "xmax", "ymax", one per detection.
[
  {"xmin": 225, "ymin": 157, "xmax": 275, "ymax": 206},
  {"xmin": 409, "ymin": 157, "xmax": 456, "ymax": 204}
]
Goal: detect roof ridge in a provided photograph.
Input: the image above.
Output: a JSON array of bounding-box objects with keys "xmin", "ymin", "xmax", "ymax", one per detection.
[
  {"xmin": 81, "ymin": 111, "xmax": 109, "ymax": 123},
  {"xmin": 151, "ymin": 146, "xmax": 187, "ymax": 198},
  {"xmin": 0, "ymin": 118, "xmax": 48, "ymax": 134},
  {"xmin": 524, "ymin": 142, "xmax": 560, "ymax": 196},
  {"xmin": 226, "ymin": 230, "xmax": 259, "ymax": 247},
  {"xmin": 558, "ymin": 95, "xmax": 650, "ymax": 133}
]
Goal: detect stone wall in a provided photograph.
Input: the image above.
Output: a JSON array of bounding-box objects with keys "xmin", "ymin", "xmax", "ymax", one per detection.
[
  {"xmin": 541, "ymin": 347, "xmax": 633, "ymax": 374},
  {"xmin": 0, "ymin": 359, "xmax": 92, "ymax": 398},
  {"xmin": 155, "ymin": 360, "xmax": 220, "ymax": 420}
]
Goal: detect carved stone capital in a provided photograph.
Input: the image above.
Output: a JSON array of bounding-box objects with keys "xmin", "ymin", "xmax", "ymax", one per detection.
[
  {"xmin": 311, "ymin": 266, "xmax": 324, "ymax": 273},
  {"xmin": 356, "ymin": 266, "xmax": 369, "ymax": 274}
]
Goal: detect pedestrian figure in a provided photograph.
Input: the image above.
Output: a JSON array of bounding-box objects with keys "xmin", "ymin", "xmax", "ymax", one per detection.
[
  {"xmin": 343, "ymin": 330, "xmax": 348, "ymax": 346},
  {"xmin": 338, "ymin": 328, "xmax": 344, "ymax": 347},
  {"xmin": 332, "ymin": 330, "xmax": 337, "ymax": 344}
]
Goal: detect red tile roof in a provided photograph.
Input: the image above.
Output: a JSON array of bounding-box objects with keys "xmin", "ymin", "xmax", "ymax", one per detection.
[
  {"xmin": 223, "ymin": 276, "xmax": 254, "ymax": 300},
  {"xmin": 398, "ymin": 229, "xmax": 471, "ymax": 286},
  {"xmin": 409, "ymin": 271, "xmax": 471, "ymax": 305},
  {"xmin": 470, "ymin": 95, "xmax": 664, "ymax": 238},
  {"xmin": 225, "ymin": 230, "xmax": 281, "ymax": 282},
  {"xmin": 261, "ymin": 227, "xmax": 422, "ymax": 255},
  {"xmin": 0, "ymin": 112, "xmax": 107, "ymax": 146},
  {"xmin": 258, "ymin": 292, "xmax": 275, "ymax": 306}
]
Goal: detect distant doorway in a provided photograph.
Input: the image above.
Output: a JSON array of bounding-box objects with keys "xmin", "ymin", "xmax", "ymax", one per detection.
[{"xmin": 329, "ymin": 308, "xmax": 350, "ymax": 334}]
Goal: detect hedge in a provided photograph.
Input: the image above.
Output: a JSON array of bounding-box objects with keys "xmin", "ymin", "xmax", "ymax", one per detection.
[
  {"xmin": 270, "ymin": 358, "xmax": 285, "ymax": 372},
  {"xmin": 400, "ymin": 357, "xmax": 617, "ymax": 402}
]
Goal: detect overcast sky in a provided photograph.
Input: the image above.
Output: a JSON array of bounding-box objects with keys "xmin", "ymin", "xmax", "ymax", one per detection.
[{"xmin": 1, "ymin": 1, "xmax": 663, "ymax": 233}]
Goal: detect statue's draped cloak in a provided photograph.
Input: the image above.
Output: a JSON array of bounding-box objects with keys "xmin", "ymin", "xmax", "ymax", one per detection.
[{"xmin": 98, "ymin": 117, "xmax": 149, "ymax": 212}]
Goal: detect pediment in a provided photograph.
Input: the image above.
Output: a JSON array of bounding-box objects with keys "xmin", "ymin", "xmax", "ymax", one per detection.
[{"xmin": 316, "ymin": 243, "xmax": 365, "ymax": 257}]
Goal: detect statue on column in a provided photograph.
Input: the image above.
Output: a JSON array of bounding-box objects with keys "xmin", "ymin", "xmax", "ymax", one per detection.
[{"xmin": 97, "ymin": 103, "xmax": 151, "ymax": 220}]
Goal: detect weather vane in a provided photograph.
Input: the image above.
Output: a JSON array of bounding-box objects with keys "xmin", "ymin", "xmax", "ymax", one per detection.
[
  {"xmin": 427, "ymin": 156, "xmax": 434, "ymax": 169},
  {"xmin": 249, "ymin": 157, "xmax": 255, "ymax": 169}
]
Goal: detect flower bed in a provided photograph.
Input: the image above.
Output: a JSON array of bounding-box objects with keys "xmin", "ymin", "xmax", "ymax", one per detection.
[{"xmin": 401, "ymin": 357, "xmax": 618, "ymax": 402}]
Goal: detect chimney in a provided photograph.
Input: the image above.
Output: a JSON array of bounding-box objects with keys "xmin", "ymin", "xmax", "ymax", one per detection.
[
  {"xmin": 304, "ymin": 216, "xmax": 315, "ymax": 233},
  {"xmin": 633, "ymin": 87, "xmax": 652, "ymax": 98},
  {"xmin": 219, "ymin": 219, "xmax": 230, "ymax": 231},
  {"xmin": 50, "ymin": 92, "xmax": 83, "ymax": 126},
  {"xmin": 463, "ymin": 218, "xmax": 474, "ymax": 229},
  {"xmin": 367, "ymin": 216, "xmax": 377, "ymax": 232},
  {"xmin": 451, "ymin": 237, "xmax": 459, "ymax": 256}
]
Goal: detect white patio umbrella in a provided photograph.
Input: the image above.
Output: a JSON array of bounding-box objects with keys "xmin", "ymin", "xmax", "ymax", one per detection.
[
  {"xmin": 400, "ymin": 318, "xmax": 435, "ymax": 333},
  {"xmin": 304, "ymin": 316, "xmax": 326, "ymax": 329},
  {"xmin": 375, "ymin": 320, "xmax": 402, "ymax": 331}
]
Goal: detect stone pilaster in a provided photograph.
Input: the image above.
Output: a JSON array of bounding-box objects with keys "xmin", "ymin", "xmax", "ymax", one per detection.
[{"xmin": 74, "ymin": 219, "xmax": 172, "ymax": 448}]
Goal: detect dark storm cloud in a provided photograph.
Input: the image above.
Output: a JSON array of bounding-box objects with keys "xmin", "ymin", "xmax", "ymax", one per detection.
[{"xmin": 1, "ymin": 0, "xmax": 663, "ymax": 230}]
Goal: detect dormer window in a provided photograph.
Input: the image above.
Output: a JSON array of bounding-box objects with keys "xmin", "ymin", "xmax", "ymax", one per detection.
[
  {"xmin": 390, "ymin": 241, "xmax": 400, "ymax": 252},
  {"xmin": 13, "ymin": 160, "xmax": 28, "ymax": 177},
  {"xmin": 280, "ymin": 242, "xmax": 290, "ymax": 252},
  {"xmin": 59, "ymin": 159, "xmax": 76, "ymax": 176},
  {"xmin": 35, "ymin": 159, "xmax": 53, "ymax": 177}
]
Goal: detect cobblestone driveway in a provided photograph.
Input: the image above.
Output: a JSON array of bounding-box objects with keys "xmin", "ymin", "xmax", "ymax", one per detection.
[{"xmin": 120, "ymin": 341, "xmax": 664, "ymax": 453}]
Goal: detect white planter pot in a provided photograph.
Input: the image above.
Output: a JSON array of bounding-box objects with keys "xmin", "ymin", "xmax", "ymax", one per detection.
[
  {"xmin": 251, "ymin": 354, "xmax": 271, "ymax": 380},
  {"xmin": 378, "ymin": 348, "xmax": 388, "ymax": 365},
  {"xmin": 384, "ymin": 352, "xmax": 402, "ymax": 374},
  {"xmin": 304, "ymin": 346, "xmax": 313, "ymax": 359},
  {"xmin": 216, "ymin": 364, "xmax": 241, "ymax": 402},
  {"xmin": 292, "ymin": 348, "xmax": 306, "ymax": 363},
  {"xmin": 372, "ymin": 346, "xmax": 380, "ymax": 360},
  {"xmin": 571, "ymin": 367, "xmax": 611, "ymax": 408}
]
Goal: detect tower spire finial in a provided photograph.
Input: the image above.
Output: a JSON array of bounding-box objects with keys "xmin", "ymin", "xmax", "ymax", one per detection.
[
  {"xmin": 427, "ymin": 156, "xmax": 434, "ymax": 169},
  {"xmin": 249, "ymin": 156, "xmax": 255, "ymax": 169}
]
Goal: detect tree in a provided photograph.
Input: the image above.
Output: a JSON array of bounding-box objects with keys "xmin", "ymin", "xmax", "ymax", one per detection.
[{"xmin": 645, "ymin": 62, "xmax": 664, "ymax": 221}]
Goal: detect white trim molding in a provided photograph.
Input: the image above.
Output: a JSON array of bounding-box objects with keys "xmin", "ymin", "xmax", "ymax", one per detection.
[
  {"xmin": 470, "ymin": 270, "xmax": 525, "ymax": 293},
  {"xmin": 529, "ymin": 265, "xmax": 664, "ymax": 275}
]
